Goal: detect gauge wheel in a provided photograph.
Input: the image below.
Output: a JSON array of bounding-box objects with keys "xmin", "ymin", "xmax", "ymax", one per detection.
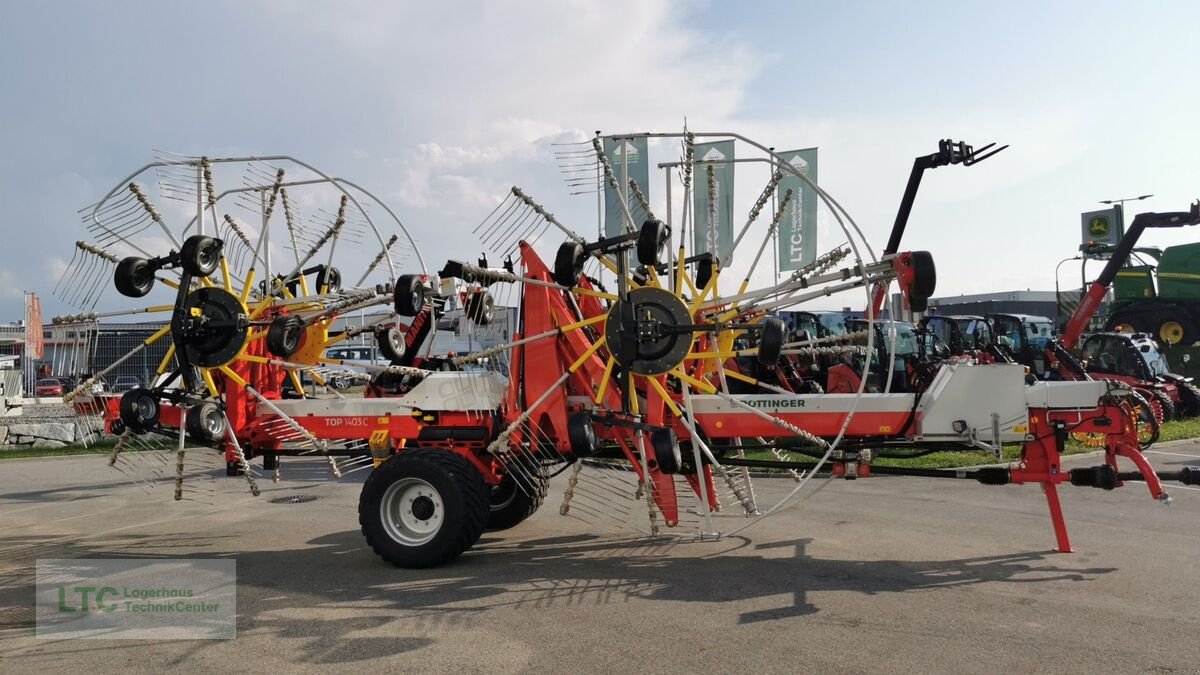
[{"xmin": 359, "ymin": 449, "xmax": 489, "ymax": 568}]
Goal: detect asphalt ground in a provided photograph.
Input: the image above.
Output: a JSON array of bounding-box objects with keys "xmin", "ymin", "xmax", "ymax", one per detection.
[{"xmin": 2, "ymin": 442, "xmax": 1200, "ymax": 673}]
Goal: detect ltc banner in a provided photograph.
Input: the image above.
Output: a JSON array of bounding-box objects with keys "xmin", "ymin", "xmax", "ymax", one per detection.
[
  {"xmin": 692, "ymin": 140, "xmax": 735, "ymax": 267},
  {"xmin": 602, "ymin": 137, "xmax": 650, "ymax": 239},
  {"xmin": 777, "ymin": 148, "xmax": 818, "ymax": 272}
]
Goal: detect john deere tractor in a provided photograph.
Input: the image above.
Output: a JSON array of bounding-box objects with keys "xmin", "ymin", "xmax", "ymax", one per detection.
[{"xmin": 1105, "ymin": 242, "xmax": 1200, "ymax": 346}]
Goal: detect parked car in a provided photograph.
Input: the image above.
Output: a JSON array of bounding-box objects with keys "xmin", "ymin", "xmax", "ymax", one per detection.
[
  {"xmin": 323, "ymin": 345, "xmax": 389, "ymax": 388},
  {"xmin": 112, "ymin": 376, "xmax": 141, "ymax": 393},
  {"xmin": 35, "ymin": 378, "xmax": 64, "ymax": 397}
]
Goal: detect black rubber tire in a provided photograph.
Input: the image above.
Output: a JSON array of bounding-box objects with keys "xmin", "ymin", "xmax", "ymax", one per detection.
[
  {"xmin": 108, "ymin": 419, "xmax": 126, "ymax": 436},
  {"xmin": 553, "ymin": 241, "xmax": 586, "ymax": 288},
  {"xmin": 185, "ymin": 402, "xmax": 228, "ymax": 443},
  {"xmin": 1130, "ymin": 390, "xmax": 1160, "ymax": 450},
  {"xmin": 907, "ymin": 251, "xmax": 937, "ymax": 312},
  {"xmin": 359, "ymin": 449, "xmax": 489, "ymax": 568},
  {"xmin": 1154, "ymin": 314, "xmax": 1191, "ymax": 346},
  {"xmin": 637, "ymin": 219, "xmax": 669, "ymax": 266},
  {"xmin": 757, "ymin": 317, "xmax": 786, "ymax": 367},
  {"xmin": 650, "ymin": 428, "xmax": 682, "ymax": 474},
  {"xmin": 114, "ymin": 257, "xmax": 155, "ymax": 298},
  {"xmin": 466, "ymin": 290, "xmax": 495, "ymax": 326},
  {"xmin": 316, "ymin": 265, "xmax": 342, "ymax": 293},
  {"xmin": 395, "ymin": 274, "xmax": 426, "ymax": 316},
  {"xmin": 1177, "ymin": 381, "xmax": 1200, "ymax": 418},
  {"xmin": 567, "ymin": 411, "xmax": 598, "ymax": 459},
  {"xmin": 1151, "ymin": 389, "xmax": 1176, "ymax": 422},
  {"xmin": 119, "ymin": 388, "xmax": 160, "ymax": 433},
  {"xmin": 376, "ymin": 325, "xmax": 406, "ymax": 362},
  {"xmin": 486, "ymin": 474, "xmax": 547, "ymax": 531},
  {"xmin": 694, "ymin": 255, "xmax": 716, "ymax": 290},
  {"xmin": 262, "ymin": 452, "xmax": 278, "ymax": 471},
  {"xmin": 179, "ymin": 235, "xmax": 222, "ymax": 277},
  {"xmin": 266, "ymin": 315, "xmax": 305, "ymax": 358}
]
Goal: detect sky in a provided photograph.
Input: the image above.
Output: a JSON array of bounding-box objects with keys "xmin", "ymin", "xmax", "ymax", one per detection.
[{"xmin": 2, "ymin": 0, "xmax": 1199, "ymax": 321}]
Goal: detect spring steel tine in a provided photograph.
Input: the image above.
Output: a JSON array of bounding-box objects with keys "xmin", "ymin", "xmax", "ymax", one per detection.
[
  {"xmin": 681, "ymin": 131, "xmax": 695, "ymax": 190},
  {"xmin": 472, "ymin": 192, "xmax": 518, "ymax": 236},
  {"xmin": 479, "ymin": 198, "xmax": 528, "ymax": 248},
  {"xmin": 728, "ymin": 171, "xmax": 783, "ymax": 259},
  {"xmin": 353, "ymin": 234, "xmax": 399, "ymax": 287},
  {"xmin": 494, "ymin": 203, "xmax": 542, "ymax": 250},
  {"xmin": 511, "ymin": 186, "xmax": 589, "ymax": 245},
  {"xmin": 223, "ymin": 419, "xmax": 260, "ymax": 497},
  {"xmin": 264, "ymin": 169, "xmax": 286, "ymax": 221},
  {"xmin": 245, "ymin": 386, "xmax": 339, "ymax": 477},
  {"xmin": 628, "ymin": 179, "xmax": 655, "ymax": 222},
  {"xmin": 82, "ymin": 190, "xmax": 137, "ymax": 219},
  {"xmin": 132, "ymin": 183, "xmax": 184, "ymax": 253},
  {"xmin": 201, "ymin": 156, "xmax": 217, "ymax": 208}
]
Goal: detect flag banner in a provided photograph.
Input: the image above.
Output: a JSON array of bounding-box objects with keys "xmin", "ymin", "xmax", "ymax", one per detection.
[
  {"xmin": 777, "ymin": 148, "xmax": 818, "ymax": 272},
  {"xmin": 24, "ymin": 292, "xmax": 43, "ymax": 360},
  {"xmin": 692, "ymin": 140, "xmax": 735, "ymax": 267},
  {"xmin": 602, "ymin": 137, "xmax": 651, "ymax": 239}
]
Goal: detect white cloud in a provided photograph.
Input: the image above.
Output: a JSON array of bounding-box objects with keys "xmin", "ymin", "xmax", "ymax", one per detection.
[{"xmin": 0, "ymin": 270, "xmax": 25, "ymax": 300}]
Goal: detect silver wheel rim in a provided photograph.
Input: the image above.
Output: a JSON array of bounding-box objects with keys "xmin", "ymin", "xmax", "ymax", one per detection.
[{"xmin": 380, "ymin": 477, "xmax": 444, "ymax": 545}]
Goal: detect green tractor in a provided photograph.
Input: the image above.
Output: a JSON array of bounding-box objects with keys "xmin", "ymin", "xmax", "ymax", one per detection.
[{"xmin": 1105, "ymin": 241, "xmax": 1200, "ymax": 346}]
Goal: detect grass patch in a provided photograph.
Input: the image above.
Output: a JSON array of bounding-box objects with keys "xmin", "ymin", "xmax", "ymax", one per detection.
[
  {"xmin": 0, "ymin": 439, "xmax": 122, "ymax": 460},
  {"xmin": 1156, "ymin": 417, "xmax": 1200, "ymax": 443}
]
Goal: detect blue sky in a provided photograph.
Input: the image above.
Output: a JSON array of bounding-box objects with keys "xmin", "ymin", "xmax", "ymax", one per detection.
[{"xmin": 2, "ymin": 0, "xmax": 1198, "ymax": 319}]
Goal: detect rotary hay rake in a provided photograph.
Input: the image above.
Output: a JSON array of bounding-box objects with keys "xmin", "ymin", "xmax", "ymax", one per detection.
[{"xmin": 57, "ymin": 132, "xmax": 1200, "ymax": 569}]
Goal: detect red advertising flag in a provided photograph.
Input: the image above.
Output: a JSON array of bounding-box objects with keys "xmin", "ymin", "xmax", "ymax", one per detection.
[{"xmin": 24, "ymin": 292, "xmax": 43, "ymax": 359}]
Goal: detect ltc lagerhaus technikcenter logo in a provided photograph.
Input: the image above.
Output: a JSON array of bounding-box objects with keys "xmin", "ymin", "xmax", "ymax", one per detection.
[
  {"xmin": 36, "ymin": 558, "xmax": 236, "ymax": 639},
  {"xmin": 55, "ymin": 584, "xmax": 222, "ymax": 614}
]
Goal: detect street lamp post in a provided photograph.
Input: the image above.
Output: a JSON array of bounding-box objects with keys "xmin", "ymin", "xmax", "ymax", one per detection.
[
  {"xmin": 1055, "ymin": 255, "xmax": 1082, "ymax": 331},
  {"xmin": 1080, "ymin": 194, "xmax": 1154, "ymax": 306}
]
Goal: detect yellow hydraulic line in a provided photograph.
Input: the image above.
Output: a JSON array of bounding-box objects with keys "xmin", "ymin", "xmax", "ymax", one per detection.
[
  {"xmin": 298, "ymin": 274, "xmax": 310, "ymax": 297},
  {"xmin": 249, "ymin": 297, "xmax": 275, "ymax": 321},
  {"xmin": 687, "ymin": 269, "xmax": 719, "ymax": 317},
  {"xmin": 572, "ymin": 286, "xmax": 618, "ymax": 301},
  {"xmin": 309, "ymin": 370, "xmax": 330, "ymax": 387},
  {"xmin": 324, "ymin": 332, "xmax": 350, "ymax": 347},
  {"xmin": 288, "ymin": 370, "xmax": 306, "ymax": 398},
  {"xmin": 241, "ymin": 268, "xmax": 256, "ymax": 305},
  {"xmin": 681, "ymin": 270, "xmax": 699, "ymax": 298},
  {"xmin": 560, "ymin": 313, "xmax": 609, "ymax": 332},
  {"xmin": 594, "ymin": 355, "xmax": 617, "ymax": 404},
  {"xmin": 628, "ymin": 381, "xmax": 640, "ymax": 415},
  {"xmin": 156, "ymin": 344, "xmax": 177, "ymax": 375},
  {"xmin": 683, "ymin": 349, "xmax": 757, "ymax": 360},
  {"xmin": 722, "ymin": 369, "xmax": 760, "ymax": 387},
  {"xmin": 200, "ymin": 276, "xmax": 214, "ymax": 288},
  {"xmin": 220, "ymin": 256, "xmax": 232, "ymax": 291},
  {"xmin": 238, "ymin": 353, "xmax": 270, "ymax": 364},
  {"xmin": 568, "ymin": 336, "xmax": 606, "ymax": 373},
  {"xmin": 220, "ymin": 366, "xmax": 248, "ymax": 388},
  {"xmin": 142, "ymin": 324, "xmax": 172, "ymax": 346},
  {"xmin": 246, "ymin": 329, "xmax": 267, "ymax": 343},
  {"xmin": 200, "ymin": 369, "xmax": 220, "ymax": 398},
  {"xmin": 675, "ymin": 244, "xmax": 686, "ymax": 298},
  {"xmin": 646, "ymin": 376, "xmax": 682, "ymax": 417},
  {"xmin": 159, "ymin": 277, "xmax": 180, "ymax": 290},
  {"xmin": 646, "ymin": 265, "xmax": 660, "ymax": 288},
  {"xmin": 670, "ymin": 367, "xmax": 717, "ymax": 394}
]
